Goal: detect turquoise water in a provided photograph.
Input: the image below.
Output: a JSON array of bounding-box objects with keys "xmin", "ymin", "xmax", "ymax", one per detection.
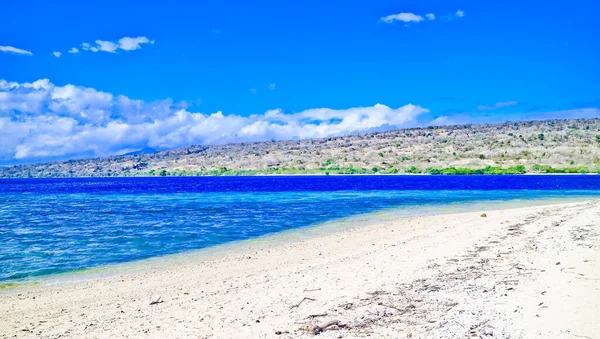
[{"xmin": 1, "ymin": 176, "xmax": 600, "ymax": 281}]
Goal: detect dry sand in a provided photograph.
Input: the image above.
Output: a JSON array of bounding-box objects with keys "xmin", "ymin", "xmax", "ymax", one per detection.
[{"xmin": 1, "ymin": 200, "xmax": 599, "ymax": 338}]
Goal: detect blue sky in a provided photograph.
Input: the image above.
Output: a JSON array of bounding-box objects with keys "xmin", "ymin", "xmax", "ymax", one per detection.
[{"xmin": 1, "ymin": 0, "xmax": 599, "ymax": 164}]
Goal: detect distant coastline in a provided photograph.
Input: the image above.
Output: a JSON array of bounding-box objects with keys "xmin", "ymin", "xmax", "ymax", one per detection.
[
  {"xmin": 2, "ymin": 165, "xmax": 599, "ymax": 178},
  {"xmin": 2, "ymin": 118, "xmax": 600, "ymax": 178}
]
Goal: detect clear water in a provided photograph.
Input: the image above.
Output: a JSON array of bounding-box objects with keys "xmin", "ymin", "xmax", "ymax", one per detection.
[{"xmin": 1, "ymin": 175, "xmax": 600, "ymax": 282}]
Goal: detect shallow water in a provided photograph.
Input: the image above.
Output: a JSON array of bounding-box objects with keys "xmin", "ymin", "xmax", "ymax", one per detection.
[{"xmin": 1, "ymin": 175, "xmax": 600, "ymax": 281}]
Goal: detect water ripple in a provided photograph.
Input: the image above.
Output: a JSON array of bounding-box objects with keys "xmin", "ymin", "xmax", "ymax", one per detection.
[{"xmin": 1, "ymin": 176, "xmax": 600, "ymax": 281}]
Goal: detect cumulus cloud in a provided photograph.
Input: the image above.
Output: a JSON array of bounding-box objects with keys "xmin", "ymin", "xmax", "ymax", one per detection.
[
  {"xmin": 381, "ymin": 12, "xmax": 438, "ymax": 24},
  {"xmin": 380, "ymin": 12, "xmax": 424, "ymax": 24},
  {"xmin": 1, "ymin": 79, "xmax": 598, "ymax": 165},
  {"xmin": 118, "ymin": 36, "xmax": 154, "ymax": 50},
  {"xmin": 53, "ymin": 51, "xmax": 62, "ymax": 58},
  {"xmin": 456, "ymin": 10, "xmax": 465, "ymax": 17},
  {"xmin": 94, "ymin": 40, "xmax": 119, "ymax": 53},
  {"xmin": 78, "ymin": 36, "xmax": 154, "ymax": 54},
  {"xmin": 68, "ymin": 47, "xmax": 79, "ymax": 54},
  {"xmin": 477, "ymin": 101, "xmax": 518, "ymax": 111},
  {"xmin": 0, "ymin": 45, "xmax": 33, "ymax": 56},
  {"xmin": 268, "ymin": 83, "xmax": 276, "ymax": 90},
  {"xmin": 0, "ymin": 79, "xmax": 429, "ymax": 164}
]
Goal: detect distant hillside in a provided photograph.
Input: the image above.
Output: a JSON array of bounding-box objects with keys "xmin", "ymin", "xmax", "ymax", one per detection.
[
  {"xmin": 121, "ymin": 147, "xmax": 158, "ymax": 156},
  {"xmin": 2, "ymin": 118, "xmax": 600, "ymax": 178}
]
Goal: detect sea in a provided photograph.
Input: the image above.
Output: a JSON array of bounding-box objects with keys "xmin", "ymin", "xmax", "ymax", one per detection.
[{"xmin": 1, "ymin": 175, "xmax": 600, "ymax": 282}]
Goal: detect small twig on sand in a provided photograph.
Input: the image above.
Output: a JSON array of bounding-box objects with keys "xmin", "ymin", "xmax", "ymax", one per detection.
[
  {"xmin": 560, "ymin": 267, "xmax": 576, "ymax": 271},
  {"xmin": 379, "ymin": 303, "xmax": 416, "ymax": 315},
  {"xmin": 307, "ymin": 313, "xmax": 328, "ymax": 319},
  {"xmin": 575, "ymin": 276, "xmax": 600, "ymax": 281},
  {"xmin": 304, "ymin": 288, "xmax": 322, "ymax": 292},
  {"xmin": 379, "ymin": 303, "xmax": 403, "ymax": 312},
  {"xmin": 497, "ymin": 279, "xmax": 519, "ymax": 283},
  {"xmin": 338, "ymin": 302, "xmax": 354, "ymax": 310},
  {"xmin": 149, "ymin": 295, "xmax": 163, "ymax": 305},
  {"xmin": 311, "ymin": 320, "xmax": 343, "ymax": 335},
  {"xmin": 290, "ymin": 297, "xmax": 316, "ymax": 310}
]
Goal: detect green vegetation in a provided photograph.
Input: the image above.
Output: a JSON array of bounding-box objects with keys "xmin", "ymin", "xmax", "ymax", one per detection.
[
  {"xmin": 140, "ymin": 167, "xmax": 377, "ymax": 176},
  {"xmin": 137, "ymin": 165, "xmax": 552, "ymax": 176},
  {"xmin": 423, "ymin": 165, "xmax": 526, "ymax": 175},
  {"xmin": 405, "ymin": 166, "xmax": 420, "ymax": 174},
  {"xmin": 531, "ymin": 164, "xmax": 591, "ymax": 174},
  {"xmin": 21, "ymin": 163, "xmax": 600, "ymax": 178}
]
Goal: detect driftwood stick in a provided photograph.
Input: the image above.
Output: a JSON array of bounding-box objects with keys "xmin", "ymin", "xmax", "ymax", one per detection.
[
  {"xmin": 304, "ymin": 288, "xmax": 322, "ymax": 292},
  {"xmin": 338, "ymin": 302, "xmax": 354, "ymax": 310},
  {"xmin": 380, "ymin": 303, "xmax": 416, "ymax": 315},
  {"xmin": 380, "ymin": 303, "xmax": 403, "ymax": 312},
  {"xmin": 290, "ymin": 297, "xmax": 316, "ymax": 310},
  {"xmin": 311, "ymin": 320, "xmax": 341, "ymax": 335},
  {"xmin": 307, "ymin": 313, "xmax": 328, "ymax": 319}
]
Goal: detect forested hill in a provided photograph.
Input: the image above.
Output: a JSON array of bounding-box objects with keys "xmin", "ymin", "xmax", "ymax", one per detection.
[{"xmin": 2, "ymin": 118, "xmax": 600, "ymax": 178}]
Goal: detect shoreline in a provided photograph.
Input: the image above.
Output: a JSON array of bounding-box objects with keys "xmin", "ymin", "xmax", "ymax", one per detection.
[
  {"xmin": 2, "ymin": 172, "xmax": 600, "ymax": 179},
  {"xmin": 1, "ymin": 194, "xmax": 596, "ymax": 287},
  {"xmin": 2, "ymin": 200, "xmax": 599, "ymax": 338}
]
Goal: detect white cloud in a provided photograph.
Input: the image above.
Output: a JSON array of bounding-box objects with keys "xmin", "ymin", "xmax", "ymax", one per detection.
[
  {"xmin": 94, "ymin": 40, "xmax": 119, "ymax": 53},
  {"xmin": 68, "ymin": 47, "xmax": 79, "ymax": 54},
  {"xmin": 268, "ymin": 83, "xmax": 276, "ymax": 90},
  {"xmin": 456, "ymin": 9, "xmax": 465, "ymax": 17},
  {"xmin": 0, "ymin": 79, "xmax": 429, "ymax": 163},
  {"xmin": 78, "ymin": 37, "xmax": 154, "ymax": 54},
  {"xmin": 53, "ymin": 51, "xmax": 62, "ymax": 58},
  {"xmin": 380, "ymin": 12, "xmax": 424, "ymax": 24},
  {"xmin": 250, "ymin": 88, "xmax": 257, "ymax": 94},
  {"xmin": 118, "ymin": 36, "xmax": 154, "ymax": 51},
  {"xmin": 1, "ymin": 79, "xmax": 598, "ymax": 164},
  {"xmin": 477, "ymin": 101, "xmax": 518, "ymax": 110},
  {"xmin": 425, "ymin": 13, "xmax": 435, "ymax": 20},
  {"xmin": 0, "ymin": 45, "xmax": 33, "ymax": 56}
]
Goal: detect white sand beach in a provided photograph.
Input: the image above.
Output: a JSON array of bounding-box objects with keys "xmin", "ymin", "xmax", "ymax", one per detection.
[{"xmin": 1, "ymin": 200, "xmax": 599, "ymax": 338}]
